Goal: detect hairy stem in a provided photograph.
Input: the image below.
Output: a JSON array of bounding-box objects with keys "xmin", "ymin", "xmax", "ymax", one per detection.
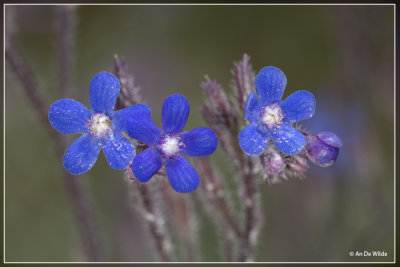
[{"xmin": 6, "ymin": 10, "xmax": 104, "ymax": 260}]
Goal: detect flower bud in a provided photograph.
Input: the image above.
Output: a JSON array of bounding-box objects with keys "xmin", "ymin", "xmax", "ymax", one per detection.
[
  {"xmin": 305, "ymin": 132, "xmax": 342, "ymax": 167},
  {"xmin": 260, "ymin": 146, "xmax": 286, "ymax": 181}
]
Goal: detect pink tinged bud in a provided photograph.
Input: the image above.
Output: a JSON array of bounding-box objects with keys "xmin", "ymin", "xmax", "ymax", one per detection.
[
  {"xmin": 305, "ymin": 132, "xmax": 342, "ymax": 167},
  {"xmin": 261, "ymin": 147, "xmax": 286, "ymax": 181}
]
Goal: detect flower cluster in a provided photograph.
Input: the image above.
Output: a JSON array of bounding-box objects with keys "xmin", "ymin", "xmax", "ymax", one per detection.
[
  {"xmin": 48, "ymin": 72, "xmax": 217, "ymax": 193},
  {"xmin": 49, "ymin": 65, "xmax": 342, "ymax": 192}
]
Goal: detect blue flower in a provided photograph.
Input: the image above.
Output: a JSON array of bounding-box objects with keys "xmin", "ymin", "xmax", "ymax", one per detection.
[
  {"xmin": 305, "ymin": 132, "xmax": 342, "ymax": 167},
  {"xmin": 48, "ymin": 71, "xmax": 151, "ymax": 175},
  {"xmin": 239, "ymin": 66, "xmax": 316, "ymax": 156},
  {"xmin": 126, "ymin": 94, "xmax": 218, "ymax": 193}
]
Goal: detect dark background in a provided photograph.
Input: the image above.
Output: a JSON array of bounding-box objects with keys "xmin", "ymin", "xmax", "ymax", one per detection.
[{"xmin": 5, "ymin": 5, "xmax": 394, "ymax": 262}]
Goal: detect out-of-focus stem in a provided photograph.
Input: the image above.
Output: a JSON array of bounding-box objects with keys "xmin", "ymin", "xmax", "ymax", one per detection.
[
  {"xmin": 137, "ymin": 184, "xmax": 173, "ymax": 262},
  {"xmin": 5, "ymin": 10, "xmax": 104, "ymax": 260},
  {"xmin": 57, "ymin": 5, "xmax": 77, "ymax": 97},
  {"xmin": 222, "ymin": 229, "xmax": 235, "ymax": 262},
  {"xmin": 125, "ymin": 169, "xmax": 173, "ymax": 262},
  {"xmin": 194, "ymin": 157, "xmax": 244, "ymax": 239},
  {"xmin": 160, "ymin": 182, "xmax": 197, "ymax": 261},
  {"xmin": 5, "ymin": 44, "xmax": 53, "ymax": 135}
]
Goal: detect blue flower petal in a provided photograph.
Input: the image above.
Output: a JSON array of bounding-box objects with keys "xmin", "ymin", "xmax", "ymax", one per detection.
[
  {"xmin": 132, "ymin": 148, "xmax": 162, "ymax": 183},
  {"xmin": 112, "ymin": 104, "xmax": 151, "ymax": 132},
  {"xmin": 238, "ymin": 123, "xmax": 270, "ymax": 156},
  {"xmin": 255, "ymin": 66, "xmax": 287, "ymax": 106},
  {"xmin": 181, "ymin": 127, "xmax": 218, "ymax": 156},
  {"xmin": 102, "ymin": 133, "xmax": 135, "ymax": 170},
  {"xmin": 281, "ymin": 90, "xmax": 315, "ymax": 123},
  {"xmin": 244, "ymin": 91, "xmax": 261, "ymax": 122},
  {"xmin": 63, "ymin": 134, "xmax": 102, "ymax": 175},
  {"xmin": 161, "ymin": 94, "xmax": 190, "ymax": 134},
  {"xmin": 48, "ymin": 99, "xmax": 91, "ymax": 134},
  {"xmin": 165, "ymin": 156, "xmax": 199, "ymax": 193},
  {"xmin": 89, "ymin": 72, "xmax": 120, "ymax": 115},
  {"xmin": 270, "ymin": 124, "xmax": 305, "ymax": 155},
  {"xmin": 126, "ymin": 113, "xmax": 161, "ymax": 145}
]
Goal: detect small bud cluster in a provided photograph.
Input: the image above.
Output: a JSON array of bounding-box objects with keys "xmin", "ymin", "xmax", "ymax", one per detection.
[{"xmin": 260, "ymin": 130, "xmax": 342, "ymax": 183}]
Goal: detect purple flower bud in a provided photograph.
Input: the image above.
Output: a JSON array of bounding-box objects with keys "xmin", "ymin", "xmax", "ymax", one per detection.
[
  {"xmin": 305, "ymin": 132, "xmax": 342, "ymax": 167},
  {"xmin": 260, "ymin": 146, "xmax": 286, "ymax": 181}
]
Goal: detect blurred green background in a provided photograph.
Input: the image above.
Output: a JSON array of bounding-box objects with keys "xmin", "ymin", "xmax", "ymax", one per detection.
[{"xmin": 5, "ymin": 5, "xmax": 394, "ymax": 262}]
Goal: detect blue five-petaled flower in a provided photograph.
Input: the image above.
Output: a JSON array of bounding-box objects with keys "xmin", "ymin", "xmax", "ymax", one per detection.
[
  {"xmin": 48, "ymin": 71, "xmax": 150, "ymax": 175},
  {"xmin": 126, "ymin": 94, "xmax": 218, "ymax": 193},
  {"xmin": 239, "ymin": 66, "xmax": 316, "ymax": 156}
]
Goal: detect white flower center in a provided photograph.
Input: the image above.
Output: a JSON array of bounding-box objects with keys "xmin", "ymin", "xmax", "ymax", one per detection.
[
  {"xmin": 261, "ymin": 104, "xmax": 283, "ymax": 127},
  {"xmin": 161, "ymin": 136, "xmax": 180, "ymax": 156},
  {"xmin": 89, "ymin": 113, "xmax": 112, "ymax": 137}
]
